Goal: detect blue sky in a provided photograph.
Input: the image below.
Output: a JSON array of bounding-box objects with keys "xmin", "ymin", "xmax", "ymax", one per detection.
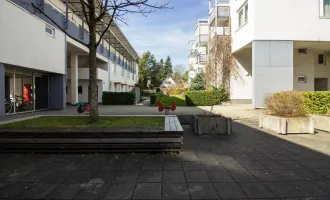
[{"xmin": 120, "ymin": 0, "xmax": 209, "ymax": 70}]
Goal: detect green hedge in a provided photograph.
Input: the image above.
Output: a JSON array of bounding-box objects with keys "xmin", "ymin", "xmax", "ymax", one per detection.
[
  {"xmin": 302, "ymin": 91, "xmax": 330, "ymax": 114},
  {"xmin": 185, "ymin": 90, "xmax": 229, "ymax": 106},
  {"xmin": 102, "ymin": 92, "xmax": 135, "ymax": 105},
  {"xmin": 150, "ymin": 94, "xmax": 157, "ymax": 105}
]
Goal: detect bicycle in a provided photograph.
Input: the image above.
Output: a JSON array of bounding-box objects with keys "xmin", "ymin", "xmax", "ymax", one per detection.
[
  {"xmin": 5, "ymin": 99, "xmax": 13, "ymax": 114},
  {"xmin": 14, "ymin": 95, "xmax": 32, "ymax": 111}
]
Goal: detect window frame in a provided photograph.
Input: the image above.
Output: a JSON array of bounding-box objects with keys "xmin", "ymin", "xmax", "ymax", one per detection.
[
  {"xmin": 320, "ymin": 0, "xmax": 330, "ymax": 18},
  {"xmin": 45, "ymin": 25, "xmax": 55, "ymax": 38},
  {"xmin": 237, "ymin": 1, "xmax": 249, "ymax": 30}
]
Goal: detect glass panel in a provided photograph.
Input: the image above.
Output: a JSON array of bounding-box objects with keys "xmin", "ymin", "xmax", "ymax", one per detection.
[
  {"xmin": 245, "ymin": 4, "xmax": 248, "ymax": 22},
  {"xmin": 238, "ymin": 9, "xmax": 243, "ymax": 27},
  {"xmin": 325, "ymin": 0, "xmax": 330, "ymax": 16},
  {"xmin": 4, "ymin": 67, "xmax": 14, "ymax": 114},
  {"xmin": 14, "ymin": 69, "xmax": 34, "ymax": 113}
]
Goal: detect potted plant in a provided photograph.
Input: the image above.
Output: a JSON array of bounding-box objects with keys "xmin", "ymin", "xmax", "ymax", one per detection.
[
  {"xmin": 259, "ymin": 91, "xmax": 314, "ymax": 135},
  {"xmin": 193, "ymin": 108, "xmax": 232, "ymax": 135}
]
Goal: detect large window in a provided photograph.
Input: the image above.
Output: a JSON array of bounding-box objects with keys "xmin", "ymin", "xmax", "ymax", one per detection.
[
  {"xmin": 321, "ymin": 0, "xmax": 330, "ymax": 17},
  {"xmin": 237, "ymin": 2, "xmax": 248, "ymax": 29},
  {"xmin": 4, "ymin": 67, "xmax": 49, "ymax": 115}
]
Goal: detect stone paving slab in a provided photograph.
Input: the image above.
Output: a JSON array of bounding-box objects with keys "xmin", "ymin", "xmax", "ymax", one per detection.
[{"xmin": 0, "ymin": 123, "xmax": 330, "ymax": 199}]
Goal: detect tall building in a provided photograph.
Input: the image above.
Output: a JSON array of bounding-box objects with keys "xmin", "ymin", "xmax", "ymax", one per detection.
[
  {"xmin": 188, "ymin": 20, "xmax": 208, "ymax": 85},
  {"xmin": 0, "ymin": 0, "xmax": 139, "ymax": 116},
  {"xmin": 189, "ymin": 0, "xmax": 330, "ymax": 108}
]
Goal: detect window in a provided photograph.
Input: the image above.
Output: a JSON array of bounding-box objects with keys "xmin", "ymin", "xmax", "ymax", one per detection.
[
  {"xmin": 321, "ymin": 0, "xmax": 330, "ymax": 17},
  {"xmin": 112, "ymin": 64, "xmax": 117, "ymax": 74},
  {"xmin": 127, "ymin": 72, "xmax": 130, "ymax": 78},
  {"xmin": 244, "ymin": 4, "xmax": 248, "ymax": 23},
  {"xmin": 78, "ymin": 86, "xmax": 83, "ymax": 94},
  {"xmin": 122, "ymin": 67, "xmax": 124, "ymax": 77},
  {"xmin": 318, "ymin": 54, "xmax": 326, "ymax": 64},
  {"xmin": 132, "ymin": 73, "xmax": 134, "ymax": 80},
  {"xmin": 45, "ymin": 26, "xmax": 55, "ymax": 37},
  {"xmin": 237, "ymin": 2, "xmax": 248, "ymax": 29}
]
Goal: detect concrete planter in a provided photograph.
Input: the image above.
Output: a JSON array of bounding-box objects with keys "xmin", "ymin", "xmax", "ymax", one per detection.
[
  {"xmin": 259, "ymin": 113, "xmax": 314, "ymax": 135},
  {"xmin": 312, "ymin": 115, "xmax": 330, "ymax": 132},
  {"xmin": 193, "ymin": 115, "xmax": 232, "ymax": 135}
]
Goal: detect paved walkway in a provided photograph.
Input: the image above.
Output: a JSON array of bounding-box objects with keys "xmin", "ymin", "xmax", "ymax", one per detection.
[{"xmin": 1, "ymin": 122, "xmax": 330, "ymax": 199}]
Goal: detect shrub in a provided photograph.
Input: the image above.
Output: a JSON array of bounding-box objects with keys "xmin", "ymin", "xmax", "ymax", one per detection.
[
  {"xmin": 185, "ymin": 90, "xmax": 229, "ymax": 106},
  {"xmin": 265, "ymin": 91, "xmax": 307, "ymax": 117},
  {"xmin": 302, "ymin": 91, "xmax": 330, "ymax": 114},
  {"xmin": 160, "ymin": 88, "xmax": 187, "ymax": 95},
  {"xmin": 150, "ymin": 94, "xmax": 157, "ymax": 105},
  {"xmin": 189, "ymin": 73, "xmax": 205, "ymax": 91},
  {"xmin": 102, "ymin": 92, "xmax": 135, "ymax": 105}
]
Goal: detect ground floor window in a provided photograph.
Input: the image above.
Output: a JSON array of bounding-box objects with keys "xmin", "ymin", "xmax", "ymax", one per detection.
[{"xmin": 4, "ymin": 66, "xmax": 49, "ymax": 115}]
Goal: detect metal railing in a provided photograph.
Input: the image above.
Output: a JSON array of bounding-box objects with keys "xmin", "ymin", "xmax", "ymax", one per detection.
[
  {"xmin": 209, "ymin": 5, "xmax": 230, "ymax": 23},
  {"xmin": 197, "ymin": 34, "xmax": 208, "ymax": 43},
  {"xmin": 198, "ymin": 55, "xmax": 208, "ymax": 63}
]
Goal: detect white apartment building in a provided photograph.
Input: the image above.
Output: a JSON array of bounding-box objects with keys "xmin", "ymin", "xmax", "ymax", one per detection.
[
  {"xmin": 191, "ymin": 0, "xmax": 330, "ymax": 108},
  {"xmin": 188, "ymin": 20, "xmax": 209, "ymax": 85},
  {"xmin": 0, "ymin": 0, "xmax": 139, "ymax": 116}
]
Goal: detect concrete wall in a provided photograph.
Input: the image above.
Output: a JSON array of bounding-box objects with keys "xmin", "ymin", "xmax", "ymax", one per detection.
[
  {"xmin": 231, "ymin": 48, "xmax": 253, "ymax": 100},
  {"xmin": 293, "ymin": 49, "xmax": 315, "ymax": 91},
  {"xmin": 252, "ymin": 41, "xmax": 294, "ymax": 108},
  {"xmin": 231, "ymin": 0, "xmax": 255, "ymax": 52},
  {"xmin": 0, "ymin": 0, "xmax": 65, "ymax": 74},
  {"xmin": 66, "ymin": 80, "xmax": 102, "ymax": 103},
  {"xmin": 253, "ymin": 0, "xmax": 330, "ymax": 42},
  {"xmin": 232, "ymin": 0, "xmax": 330, "ymax": 52}
]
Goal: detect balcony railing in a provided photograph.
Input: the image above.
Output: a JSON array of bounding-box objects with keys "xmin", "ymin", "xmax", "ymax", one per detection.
[
  {"xmin": 196, "ymin": 34, "xmax": 208, "ymax": 44},
  {"xmin": 210, "ymin": 27, "xmax": 230, "ymax": 40},
  {"xmin": 209, "ymin": 6, "xmax": 230, "ymax": 24},
  {"xmin": 198, "ymin": 55, "xmax": 208, "ymax": 63}
]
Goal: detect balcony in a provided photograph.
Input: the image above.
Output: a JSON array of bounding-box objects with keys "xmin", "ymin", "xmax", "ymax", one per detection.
[
  {"xmin": 196, "ymin": 34, "xmax": 208, "ymax": 47},
  {"xmin": 209, "ymin": 5, "xmax": 230, "ymax": 27},
  {"xmin": 198, "ymin": 55, "xmax": 208, "ymax": 63},
  {"xmin": 210, "ymin": 27, "xmax": 230, "ymax": 40}
]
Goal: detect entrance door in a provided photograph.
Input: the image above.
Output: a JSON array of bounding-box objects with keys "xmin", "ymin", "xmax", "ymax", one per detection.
[
  {"xmin": 314, "ymin": 78, "xmax": 329, "ymax": 91},
  {"xmin": 35, "ymin": 74, "xmax": 49, "ymax": 110}
]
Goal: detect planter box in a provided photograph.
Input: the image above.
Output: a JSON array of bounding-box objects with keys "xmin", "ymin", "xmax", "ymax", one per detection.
[
  {"xmin": 312, "ymin": 115, "xmax": 330, "ymax": 132},
  {"xmin": 259, "ymin": 113, "xmax": 314, "ymax": 135},
  {"xmin": 193, "ymin": 115, "xmax": 232, "ymax": 135}
]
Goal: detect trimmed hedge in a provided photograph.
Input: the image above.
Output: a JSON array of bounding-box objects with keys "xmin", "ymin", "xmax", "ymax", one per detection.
[
  {"xmin": 185, "ymin": 90, "xmax": 229, "ymax": 106},
  {"xmin": 102, "ymin": 92, "xmax": 135, "ymax": 105},
  {"xmin": 150, "ymin": 94, "xmax": 157, "ymax": 105},
  {"xmin": 302, "ymin": 91, "xmax": 330, "ymax": 114}
]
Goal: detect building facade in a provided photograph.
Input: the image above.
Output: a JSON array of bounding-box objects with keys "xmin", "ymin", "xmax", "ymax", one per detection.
[
  {"xmin": 188, "ymin": 20, "xmax": 208, "ymax": 85},
  {"xmin": 189, "ymin": 0, "xmax": 330, "ymax": 108},
  {"xmin": 0, "ymin": 0, "xmax": 139, "ymax": 116}
]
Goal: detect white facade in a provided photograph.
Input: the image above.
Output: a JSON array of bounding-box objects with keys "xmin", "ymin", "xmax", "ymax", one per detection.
[
  {"xmin": 0, "ymin": 0, "xmax": 65, "ymax": 74},
  {"xmin": 188, "ymin": 20, "xmax": 209, "ymax": 85},
  {"xmin": 191, "ymin": 0, "xmax": 330, "ymax": 107},
  {"xmin": 230, "ymin": 0, "xmax": 330, "ymax": 107},
  {"xmin": 0, "ymin": 0, "xmax": 139, "ymax": 116}
]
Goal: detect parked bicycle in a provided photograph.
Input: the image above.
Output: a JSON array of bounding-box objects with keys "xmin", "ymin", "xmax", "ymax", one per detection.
[{"xmin": 4, "ymin": 95, "xmax": 32, "ymax": 114}]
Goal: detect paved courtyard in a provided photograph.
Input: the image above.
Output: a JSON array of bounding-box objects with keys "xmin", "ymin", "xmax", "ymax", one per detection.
[{"xmin": 1, "ymin": 120, "xmax": 330, "ymax": 200}]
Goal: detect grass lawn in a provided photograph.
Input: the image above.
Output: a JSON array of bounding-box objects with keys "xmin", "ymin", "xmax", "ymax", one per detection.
[
  {"xmin": 160, "ymin": 94, "xmax": 186, "ymax": 106},
  {"xmin": 1, "ymin": 116, "xmax": 164, "ymax": 128}
]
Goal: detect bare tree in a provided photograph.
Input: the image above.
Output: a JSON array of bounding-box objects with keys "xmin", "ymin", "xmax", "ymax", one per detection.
[
  {"xmin": 26, "ymin": 0, "xmax": 170, "ymax": 122},
  {"xmin": 205, "ymin": 18, "xmax": 239, "ymax": 96}
]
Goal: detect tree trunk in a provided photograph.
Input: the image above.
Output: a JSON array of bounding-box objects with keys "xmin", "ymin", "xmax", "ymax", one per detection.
[{"xmin": 88, "ymin": 21, "xmax": 99, "ymax": 122}]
